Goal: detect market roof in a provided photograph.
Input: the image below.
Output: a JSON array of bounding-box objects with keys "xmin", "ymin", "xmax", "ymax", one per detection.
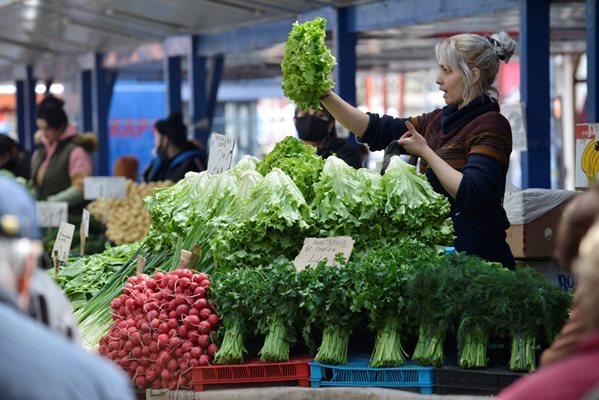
[{"xmin": 0, "ymin": 0, "xmax": 589, "ymax": 81}]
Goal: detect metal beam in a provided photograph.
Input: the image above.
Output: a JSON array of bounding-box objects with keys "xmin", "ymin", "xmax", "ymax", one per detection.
[
  {"xmin": 588, "ymin": 0, "xmax": 598, "ymax": 122},
  {"xmin": 520, "ymin": 0, "xmax": 551, "ymax": 189},
  {"xmin": 189, "ymin": 36, "xmax": 208, "ymax": 146},
  {"xmin": 15, "ymin": 80, "xmax": 27, "ymax": 150},
  {"xmin": 25, "ymin": 65, "xmax": 36, "ymax": 153},
  {"xmin": 92, "ymin": 53, "xmax": 117, "ymax": 176},
  {"xmin": 204, "ymin": 55, "xmax": 224, "ymax": 135},
  {"xmin": 333, "ymin": 7, "xmax": 358, "ymax": 146},
  {"xmin": 195, "ymin": 7, "xmax": 334, "ymax": 56},
  {"xmin": 165, "ymin": 56, "xmax": 182, "ymax": 114},
  {"xmin": 80, "ymin": 69, "xmax": 93, "ymax": 132},
  {"xmin": 348, "ymin": 0, "xmax": 519, "ymax": 33}
]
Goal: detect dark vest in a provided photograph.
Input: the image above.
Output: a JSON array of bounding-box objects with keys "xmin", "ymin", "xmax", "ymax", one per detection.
[{"xmin": 32, "ymin": 137, "xmax": 78, "ymax": 201}]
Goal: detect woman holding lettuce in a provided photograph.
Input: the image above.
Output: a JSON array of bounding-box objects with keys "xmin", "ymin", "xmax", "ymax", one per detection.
[{"xmin": 320, "ymin": 32, "xmax": 517, "ymax": 269}]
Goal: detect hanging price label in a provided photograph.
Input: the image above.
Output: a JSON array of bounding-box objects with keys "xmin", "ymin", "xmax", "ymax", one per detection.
[
  {"xmin": 83, "ymin": 177, "xmax": 126, "ymax": 200},
  {"xmin": 207, "ymin": 133, "xmax": 235, "ymax": 174},
  {"xmin": 81, "ymin": 209, "xmax": 90, "ymax": 238},
  {"xmin": 293, "ymin": 236, "xmax": 355, "ymax": 271},
  {"xmin": 51, "ymin": 222, "xmax": 75, "ymax": 262},
  {"xmin": 36, "ymin": 202, "xmax": 68, "ymax": 228}
]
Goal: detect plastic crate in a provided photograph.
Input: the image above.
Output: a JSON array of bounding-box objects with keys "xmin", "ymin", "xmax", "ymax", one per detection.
[
  {"xmin": 192, "ymin": 356, "xmax": 312, "ymax": 391},
  {"xmin": 435, "ymin": 365, "xmax": 525, "ymax": 395},
  {"xmin": 309, "ymin": 355, "xmax": 435, "ymax": 394}
]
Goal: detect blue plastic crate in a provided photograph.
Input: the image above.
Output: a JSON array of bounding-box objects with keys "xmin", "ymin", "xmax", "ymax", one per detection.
[{"xmin": 309, "ymin": 354, "xmax": 435, "ymax": 394}]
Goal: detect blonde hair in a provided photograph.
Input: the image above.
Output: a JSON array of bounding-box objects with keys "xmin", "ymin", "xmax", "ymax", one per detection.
[{"xmin": 435, "ymin": 31, "xmax": 517, "ymax": 103}]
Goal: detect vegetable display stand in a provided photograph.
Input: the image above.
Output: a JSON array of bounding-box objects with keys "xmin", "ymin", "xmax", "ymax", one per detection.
[
  {"xmin": 192, "ymin": 356, "xmax": 313, "ymax": 391},
  {"xmin": 309, "ymin": 355, "xmax": 435, "ymax": 394},
  {"xmin": 435, "ymin": 365, "xmax": 525, "ymax": 395}
]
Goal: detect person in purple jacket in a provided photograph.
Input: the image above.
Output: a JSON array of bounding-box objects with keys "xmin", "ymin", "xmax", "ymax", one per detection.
[{"xmin": 320, "ymin": 31, "xmax": 517, "ymax": 269}]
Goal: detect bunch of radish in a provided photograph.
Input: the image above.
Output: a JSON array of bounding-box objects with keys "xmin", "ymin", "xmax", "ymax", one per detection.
[{"xmin": 99, "ymin": 269, "xmax": 219, "ymax": 389}]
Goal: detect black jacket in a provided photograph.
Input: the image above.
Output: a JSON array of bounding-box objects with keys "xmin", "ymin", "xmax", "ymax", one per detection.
[
  {"xmin": 318, "ymin": 137, "xmax": 362, "ymax": 169},
  {"xmin": 144, "ymin": 147, "xmax": 205, "ymax": 182}
]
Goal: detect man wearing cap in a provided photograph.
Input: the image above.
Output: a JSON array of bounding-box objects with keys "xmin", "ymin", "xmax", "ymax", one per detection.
[
  {"xmin": 294, "ymin": 106, "xmax": 363, "ymax": 169},
  {"xmin": 0, "ymin": 175, "xmax": 135, "ymax": 400}
]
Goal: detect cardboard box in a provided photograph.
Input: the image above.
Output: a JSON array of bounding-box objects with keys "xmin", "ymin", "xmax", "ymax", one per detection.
[
  {"xmin": 517, "ymin": 259, "xmax": 577, "ymax": 291},
  {"xmin": 506, "ymin": 200, "xmax": 571, "ymax": 259}
]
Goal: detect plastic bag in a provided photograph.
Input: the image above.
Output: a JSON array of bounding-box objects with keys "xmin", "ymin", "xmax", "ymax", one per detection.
[{"xmin": 503, "ymin": 187, "xmax": 579, "ymax": 225}]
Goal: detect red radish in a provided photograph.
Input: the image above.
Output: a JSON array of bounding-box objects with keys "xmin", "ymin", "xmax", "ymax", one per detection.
[
  {"xmin": 195, "ymin": 298, "xmax": 208, "ymax": 310},
  {"xmin": 198, "ymin": 321, "xmax": 211, "ymax": 334},
  {"xmin": 188, "ymin": 308, "xmax": 200, "ymax": 317},
  {"xmin": 208, "ymin": 314, "xmax": 219, "ymax": 327},
  {"xmin": 207, "ymin": 343, "xmax": 219, "ymax": 357},
  {"xmin": 197, "ymin": 335, "xmax": 210, "ymax": 349},
  {"xmin": 189, "ymin": 359, "xmax": 199, "ymax": 367},
  {"xmin": 199, "ymin": 308, "xmax": 211, "ymax": 320},
  {"xmin": 160, "ymin": 369, "xmax": 171, "ymax": 381},
  {"xmin": 134, "ymin": 376, "xmax": 146, "ymax": 388},
  {"xmin": 184, "ymin": 315, "xmax": 200, "ymax": 327},
  {"xmin": 167, "ymin": 359, "xmax": 177, "ymax": 370},
  {"xmin": 200, "ymin": 279, "xmax": 211, "ymax": 288},
  {"xmin": 188, "ymin": 331, "xmax": 200, "ymax": 344},
  {"xmin": 199, "ymin": 354, "xmax": 210, "ymax": 366},
  {"xmin": 175, "ymin": 304, "xmax": 189, "ymax": 317},
  {"xmin": 190, "ymin": 347, "xmax": 202, "ymax": 359},
  {"xmin": 168, "ymin": 311, "xmax": 178, "ymax": 320},
  {"xmin": 194, "ymin": 286, "xmax": 206, "ymax": 298},
  {"xmin": 157, "ymin": 334, "xmax": 169, "ymax": 347}
]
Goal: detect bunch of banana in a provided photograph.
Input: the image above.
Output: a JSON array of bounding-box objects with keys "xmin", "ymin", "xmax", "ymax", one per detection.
[{"xmin": 581, "ymin": 139, "xmax": 599, "ymax": 186}]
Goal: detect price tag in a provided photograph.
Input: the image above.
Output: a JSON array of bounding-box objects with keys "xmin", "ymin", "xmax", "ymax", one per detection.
[
  {"xmin": 36, "ymin": 202, "xmax": 68, "ymax": 228},
  {"xmin": 293, "ymin": 236, "xmax": 355, "ymax": 271},
  {"xmin": 136, "ymin": 256, "xmax": 146, "ymax": 275},
  {"xmin": 83, "ymin": 177, "xmax": 126, "ymax": 200},
  {"xmin": 51, "ymin": 222, "xmax": 75, "ymax": 262},
  {"xmin": 81, "ymin": 209, "xmax": 90, "ymax": 238},
  {"xmin": 207, "ymin": 133, "xmax": 235, "ymax": 174}
]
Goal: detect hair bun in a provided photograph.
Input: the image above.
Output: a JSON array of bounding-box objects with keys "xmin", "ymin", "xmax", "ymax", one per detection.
[
  {"xmin": 39, "ymin": 95, "xmax": 65, "ymax": 110},
  {"xmin": 488, "ymin": 31, "xmax": 517, "ymax": 64}
]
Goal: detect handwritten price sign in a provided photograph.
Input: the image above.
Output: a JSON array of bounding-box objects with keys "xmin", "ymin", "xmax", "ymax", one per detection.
[
  {"xmin": 83, "ymin": 177, "xmax": 126, "ymax": 200},
  {"xmin": 36, "ymin": 202, "xmax": 68, "ymax": 228},
  {"xmin": 207, "ymin": 133, "xmax": 235, "ymax": 174},
  {"xmin": 293, "ymin": 236, "xmax": 355, "ymax": 271},
  {"xmin": 52, "ymin": 222, "xmax": 75, "ymax": 262}
]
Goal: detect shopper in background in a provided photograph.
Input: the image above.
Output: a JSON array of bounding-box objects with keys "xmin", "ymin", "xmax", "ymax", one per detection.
[
  {"xmin": 0, "ymin": 175, "xmax": 134, "ymax": 400},
  {"xmin": 294, "ymin": 106, "xmax": 362, "ymax": 169},
  {"xmin": 0, "ymin": 134, "xmax": 30, "ymax": 180},
  {"xmin": 320, "ymin": 32, "xmax": 517, "ymax": 269},
  {"xmin": 143, "ymin": 111, "xmax": 205, "ymax": 182},
  {"xmin": 538, "ymin": 185, "xmax": 599, "ymax": 368},
  {"xmin": 31, "ymin": 95, "xmax": 96, "ymax": 212},
  {"xmin": 498, "ymin": 218, "xmax": 599, "ymax": 400}
]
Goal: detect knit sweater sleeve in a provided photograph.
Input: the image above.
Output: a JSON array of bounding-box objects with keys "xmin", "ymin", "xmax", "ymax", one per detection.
[
  {"xmin": 454, "ymin": 154, "xmax": 506, "ymax": 212},
  {"xmin": 358, "ymin": 112, "xmax": 411, "ymax": 151}
]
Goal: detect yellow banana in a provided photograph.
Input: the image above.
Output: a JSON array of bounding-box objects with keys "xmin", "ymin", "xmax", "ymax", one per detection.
[{"xmin": 581, "ymin": 140, "xmax": 599, "ymax": 186}]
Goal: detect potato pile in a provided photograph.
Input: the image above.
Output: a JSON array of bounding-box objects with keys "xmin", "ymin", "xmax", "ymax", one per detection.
[{"xmin": 88, "ymin": 180, "xmax": 172, "ymax": 244}]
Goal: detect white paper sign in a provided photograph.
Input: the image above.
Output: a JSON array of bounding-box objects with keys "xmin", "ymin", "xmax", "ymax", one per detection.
[
  {"xmin": 294, "ymin": 236, "xmax": 355, "ymax": 271},
  {"xmin": 36, "ymin": 202, "xmax": 68, "ymax": 228},
  {"xmin": 81, "ymin": 209, "xmax": 90, "ymax": 238},
  {"xmin": 503, "ymin": 103, "xmax": 527, "ymax": 151},
  {"xmin": 83, "ymin": 177, "xmax": 126, "ymax": 200},
  {"xmin": 51, "ymin": 222, "xmax": 75, "ymax": 262},
  {"xmin": 207, "ymin": 133, "xmax": 235, "ymax": 174}
]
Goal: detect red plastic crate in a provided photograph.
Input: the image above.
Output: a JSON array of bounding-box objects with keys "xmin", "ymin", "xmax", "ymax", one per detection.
[{"xmin": 192, "ymin": 356, "xmax": 313, "ymax": 391}]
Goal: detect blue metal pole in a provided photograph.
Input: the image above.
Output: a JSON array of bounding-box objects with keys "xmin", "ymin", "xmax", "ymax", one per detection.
[
  {"xmin": 165, "ymin": 55, "xmax": 182, "ymax": 114},
  {"xmin": 588, "ymin": 0, "xmax": 598, "ymax": 122},
  {"xmin": 189, "ymin": 35, "xmax": 208, "ymax": 146},
  {"xmin": 205, "ymin": 55, "xmax": 223, "ymax": 135},
  {"xmin": 15, "ymin": 80, "xmax": 27, "ymax": 150},
  {"xmin": 80, "ymin": 70, "xmax": 93, "ymax": 132},
  {"xmin": 92, "ymin": 53, "xmax": 116, "ymax": 176},
  {"xmin": 519, "ymin": 0, "xmax": 551, "ymax": 188},
  {"xmin": 333, "ymin": 7, "xmax": 358, "ymax": 146},
  {"xmin": 25, "ymin": 65, "xmax": 36, "ymax": 152}
]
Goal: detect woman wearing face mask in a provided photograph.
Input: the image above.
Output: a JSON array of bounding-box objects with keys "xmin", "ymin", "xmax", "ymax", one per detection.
[
  {"xmin": 294, "ymin": 106, "xmax": 363, "ymax": 169},
  {"xmin": 143, "ymin": 112, "xmax": 205, "ymax": 183},
  {"xmin": 0, "ymin": 135, "xmax": 30, "ymax": 180},
  {"xmin": 318, "ymin": 32, "xmax": 517, "ymax": 269}
]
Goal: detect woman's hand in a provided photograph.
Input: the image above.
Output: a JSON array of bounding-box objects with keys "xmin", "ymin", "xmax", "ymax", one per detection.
[{"xmin": 398, "ymin": 121, "xmax": 430, "ymax": 158}]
